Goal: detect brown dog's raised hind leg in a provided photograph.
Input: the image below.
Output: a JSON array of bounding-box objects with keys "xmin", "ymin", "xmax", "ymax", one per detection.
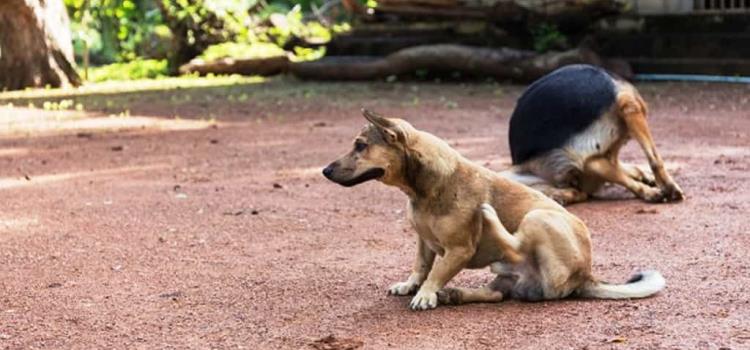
[
  {"xmin": 479, "ymin": 204, "xmax": 523, "ymax": 263},
  {"xmin": 617, "ymin": 92, "xmax": 684, "ymax": 201}
]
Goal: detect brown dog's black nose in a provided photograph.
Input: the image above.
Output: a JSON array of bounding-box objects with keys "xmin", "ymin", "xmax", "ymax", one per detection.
[{"xmin": 322, "ymin": 164, "xmax": 335, "ymax": 179}]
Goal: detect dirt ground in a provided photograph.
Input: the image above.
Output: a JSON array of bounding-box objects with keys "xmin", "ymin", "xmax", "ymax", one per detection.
[{"xmin": 0, "ymin": 79, "xmax": 748, "ymax": 349}]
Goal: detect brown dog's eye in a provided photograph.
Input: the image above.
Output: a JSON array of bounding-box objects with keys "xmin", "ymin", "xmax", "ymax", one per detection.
[{"xmin": 354, "ymin": 141, "xmax": 368, "ymax": 152}]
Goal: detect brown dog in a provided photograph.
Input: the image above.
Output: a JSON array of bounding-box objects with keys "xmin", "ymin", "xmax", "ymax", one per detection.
[
  {"xmin": 323, "ymin": 109, "xmax": 665, "ymax": 310},
  {"xmin": 503, "ymin": 65, "xmax": 684, "ymax": 205}
]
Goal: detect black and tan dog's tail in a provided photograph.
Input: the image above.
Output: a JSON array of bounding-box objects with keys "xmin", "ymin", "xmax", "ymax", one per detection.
[{"xmin": 578, "ymin": 270, "xmax": 665, "ymax": 299}]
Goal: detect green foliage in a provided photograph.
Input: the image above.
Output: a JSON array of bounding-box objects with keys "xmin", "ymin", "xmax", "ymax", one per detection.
[
  {"xmin": 87, "ymin": 59, "xmax": 169, "ymax": 82},
  {"xmin": 292, "ymin": 46, "xmax": 326, "ymax": 62},
  {"xmin": 253, "ymin": 5, "xmax": 331, "ymax": 47},
  {"xmin": 259, "ymin": 0, "xmax": 324, "ymax": 13},
  {"xmin": 199, "ymin": 5, "xmax": 338, "ymax": 63},
  {"xmin": 159, "ymin": 0, "xmax": 251, "ymax": 43},
  {"xmin": 530, "ymin": 23, "xmax": 568, "ymax": 53},
  {"xmin": 65, "ymin": 0, "xmax": 167, "ymax": 62},
  {"xmin": 64, "ymin": 0, "xmax": 351, "ymax": 80}
]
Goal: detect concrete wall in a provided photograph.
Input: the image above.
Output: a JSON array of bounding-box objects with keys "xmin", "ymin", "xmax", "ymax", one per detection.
[{"xmin": 630, "ymin": 0, "xmax": 694, "ymax": 14}]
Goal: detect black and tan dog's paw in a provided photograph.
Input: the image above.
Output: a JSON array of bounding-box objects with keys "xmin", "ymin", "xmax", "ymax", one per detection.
[
  {"xmin": 643, "ymin": 182, "xmax": 684, "ymax": 203},
  {"xmin": 641, "ymin": 187, "xmax": 666, "ymax": 203},
  {"xmin": 638, "ymin": 172, "xmax": 657, "ymax": 187},
  {"xmin": 660, "ymin": 182, "xmax": 685, "ymax": 202}
]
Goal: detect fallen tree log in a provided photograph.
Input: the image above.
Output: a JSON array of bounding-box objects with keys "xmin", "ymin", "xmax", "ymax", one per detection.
[
  {"xmin": 179, "ymin": 56, "xmax": 289, "ymax": 76},
  {"xmin": 290, "ymin": 44, "xmax": 605, "ymax": 82},
  {"xmin": 177, "ymin": 44, "xmax": 630, "ymax": 82}
]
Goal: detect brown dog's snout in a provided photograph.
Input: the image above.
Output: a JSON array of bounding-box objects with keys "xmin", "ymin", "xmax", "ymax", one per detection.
[{"xmin": 322, "ymin": 162, "xmax": 338, "ymax": 180}]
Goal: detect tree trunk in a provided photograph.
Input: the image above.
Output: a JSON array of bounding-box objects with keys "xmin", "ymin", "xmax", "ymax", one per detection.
[
  {"xmin": 157, "ymin": 1, "xmax": 230, "ymax": 74},
  {"xmin": 0, "ymin": 0, "xmax": 81, "ymax": 90}
]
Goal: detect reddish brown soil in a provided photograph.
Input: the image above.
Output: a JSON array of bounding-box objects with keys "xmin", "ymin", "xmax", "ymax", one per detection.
[{"xmin": 0, "ymin": 80, "xmax": 749, "ymax": 349}]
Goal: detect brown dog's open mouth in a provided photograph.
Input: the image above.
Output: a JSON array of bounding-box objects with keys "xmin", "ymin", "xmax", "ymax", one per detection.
[{"xmin": 337, "ymin": 168, "xmax": 385, "ymax": 187}]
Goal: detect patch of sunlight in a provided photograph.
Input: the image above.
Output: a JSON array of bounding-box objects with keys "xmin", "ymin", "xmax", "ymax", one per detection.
[
  {"xmin": 0, "ymin": 164, "xmax": 166, "ymax": 190},
  {"xmin": 250, "ymin": 139, "xmax": 294, "ymax": 147},
  {"xmin": 0, "ymin": 216, "xmax": 39, "ymax": 234},
  {"xmin": 277, "ymin": 166, "xmax": 324, "ymax": 179},
  {"xmin": 0, "ymin": 147, "xmax": 29, "ymax": 157},
  {"xmin": 0, "ymin": 75, "xmax": 267, "ymax": 101},
  {"xmin": 0, "ymin": 107, "xmax": 213, "ymax": 138}
]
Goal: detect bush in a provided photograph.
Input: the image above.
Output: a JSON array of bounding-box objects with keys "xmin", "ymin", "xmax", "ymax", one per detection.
[
  {"xmin": 65, "ymin": 0, "xmax": 166, "ymax": 63},
  {"xmin": 86, "ymin": 59, "xmax": 169, "ymax": 82},
  {"xmin": 198, "ymin": 42, "xmax": 287, "ymax": 61},
  {"xmin": 531, "ymin": 23, "xmax": 568, "ymax": 53}
]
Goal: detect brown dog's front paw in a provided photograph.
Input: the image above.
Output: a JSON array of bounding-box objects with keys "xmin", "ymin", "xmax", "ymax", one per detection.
[
  {"xmin": 409, "ymin": 290, "xmax": 438, "ymax": 311},
  {"xmin": 388, "ymin": 281, "xmax": 419, "ymax": 296},
  {"xmin": 436, "ymin": 288, "xmax": 462, "ymax": 305}
]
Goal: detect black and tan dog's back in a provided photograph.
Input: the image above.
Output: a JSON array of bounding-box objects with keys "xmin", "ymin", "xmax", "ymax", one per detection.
[{"xmin": 502, "ymin": 65, "xmax": 684, "ymax": 205}]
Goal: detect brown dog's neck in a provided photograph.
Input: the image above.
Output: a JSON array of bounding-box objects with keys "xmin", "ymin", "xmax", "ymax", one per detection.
[{"xmin": 394, "ymin": 132, "xmax": 461, "ymax": 201}]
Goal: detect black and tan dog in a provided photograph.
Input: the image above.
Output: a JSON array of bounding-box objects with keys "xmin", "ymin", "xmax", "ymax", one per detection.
[
  {"xmin": 323, "ymin": 109, "xmax": 665, "ymax": 310},
  {"xmin": 502, "ymin": 64, "xmax": 684, "ymax": 205}
]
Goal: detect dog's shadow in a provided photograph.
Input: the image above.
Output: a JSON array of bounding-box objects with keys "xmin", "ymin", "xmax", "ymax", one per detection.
[{"xmin": 348, "ymin": 288, "xmax": 601, "ymax": 327}]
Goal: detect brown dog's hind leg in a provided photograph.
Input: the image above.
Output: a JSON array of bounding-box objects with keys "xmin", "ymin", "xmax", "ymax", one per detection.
[
  {"xmin": 437, "ymin": 286, "xmax": 504, "ymax": 305},
  {"xmin": 479, "ymin": 204, "xmax": 524, "ymax": 263},
  {"xmin": 616, "ymin": 91, "xmax": 684, "ymax": 201}
]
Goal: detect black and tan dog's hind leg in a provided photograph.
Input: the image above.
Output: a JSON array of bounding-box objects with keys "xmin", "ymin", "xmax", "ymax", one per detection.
[
  {"xmin": 501, "ymin": 171, "xmax": 589, "ymax": 206},
  {"xmin": 529, "ymin": 183, "xmax": 589, "ymax": 206},
  {"xmin": 584, "ymin": 157, "xmax": 666, "ymax": 202},
  {"xmin": 620, "ymin": 162, "xmax": 657, "ymax": 187},
  {"xmin": 615, "ymin": 84, "xmax": 684, "ymax": 201}
]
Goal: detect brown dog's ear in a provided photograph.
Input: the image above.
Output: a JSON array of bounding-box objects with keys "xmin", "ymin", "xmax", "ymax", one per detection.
[
  {"xmin": 362, "ymin": 108, "xmax": 394, "ymax": 128},
  {"xmin": 362, "ymin": 108, "xmax": 405, "ymax": 144}
]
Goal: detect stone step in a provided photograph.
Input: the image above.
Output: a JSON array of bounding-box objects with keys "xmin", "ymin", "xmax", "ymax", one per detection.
[
  {"xmin": 626, "ymin": 57, "xmax": 750, "ymax": 75},
  {"xmin": 598, "ymin": 33, "xmax": 750, "ymax": 58}
]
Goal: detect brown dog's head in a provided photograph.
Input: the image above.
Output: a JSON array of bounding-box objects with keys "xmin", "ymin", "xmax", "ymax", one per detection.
[{"xmin": 322, "ymin": 109, "xmax": 411, "ymax": 188}]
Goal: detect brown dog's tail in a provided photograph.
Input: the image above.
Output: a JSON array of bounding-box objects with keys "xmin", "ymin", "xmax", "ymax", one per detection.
[{"xmin": 578, "ymin": 270, "xmax": 665, "ymax": 299}]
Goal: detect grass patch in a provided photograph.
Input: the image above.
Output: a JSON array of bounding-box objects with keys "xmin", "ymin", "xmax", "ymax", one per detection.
[
  {"xmin": 0, "ymin": 75, "xmax": 266, "ymax": 103},
  {"xmin": 198, "ymin": 42, "xmax": 287, "ymax": 61},
  {"xmin": 85, "ymin": 59, "xmax": 169, "ymax": 82}
]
